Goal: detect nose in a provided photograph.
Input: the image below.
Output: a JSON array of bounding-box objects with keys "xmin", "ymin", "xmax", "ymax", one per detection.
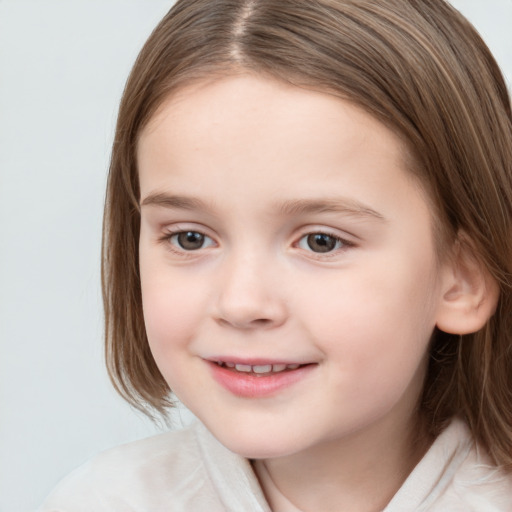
[{"xmin": 212, "ymin": 252, "xmax": 288, "ymax": 330}]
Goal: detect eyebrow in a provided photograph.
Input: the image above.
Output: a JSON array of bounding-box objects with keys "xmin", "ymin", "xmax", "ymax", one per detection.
[
  {"xmin": 276, "ymin": 198, "xmax": 385, "ymax": 221},
  {"xmin": 140, "ymin": 193, "xmax": 385, "ymax": 222},
  {"xmin": 141, "ymin": 193, "xmax": 212, "ymax": 211}
]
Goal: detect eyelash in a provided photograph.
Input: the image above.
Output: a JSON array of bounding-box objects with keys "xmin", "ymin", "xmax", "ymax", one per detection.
[{"xmin": 158, "ymin": 229, "xmax": 355, "ymax": 256}]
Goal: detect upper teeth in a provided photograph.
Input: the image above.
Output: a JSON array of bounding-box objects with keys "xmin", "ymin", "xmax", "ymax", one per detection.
[{"xmin": 218, "ymin": 362, "xmax": 301, "ymax": 374}]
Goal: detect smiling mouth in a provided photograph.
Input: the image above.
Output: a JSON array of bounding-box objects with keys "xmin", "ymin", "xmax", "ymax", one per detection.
[
  {"xmin": 209, "ymin": 360, "xmax": 316, "ymax": 397},
  {"xmin": 214, "ymin": 361, "xmax": 310, "ymax": 376}
]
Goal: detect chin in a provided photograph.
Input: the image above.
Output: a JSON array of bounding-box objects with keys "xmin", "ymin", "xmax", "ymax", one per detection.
[{"xmin": 207, "ymin": 421, "xmax": 306, "ymax": 460}]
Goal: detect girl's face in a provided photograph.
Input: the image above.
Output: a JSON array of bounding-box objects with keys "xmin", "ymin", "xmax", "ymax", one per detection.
[{"xmin": 138, "ymin": 75, "xmax": 448, "ymax": 459}]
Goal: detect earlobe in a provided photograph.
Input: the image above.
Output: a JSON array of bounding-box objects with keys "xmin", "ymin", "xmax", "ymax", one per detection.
[{"xmin": 435, "ymin": 236, "xmax": 500, "ymax": 335}]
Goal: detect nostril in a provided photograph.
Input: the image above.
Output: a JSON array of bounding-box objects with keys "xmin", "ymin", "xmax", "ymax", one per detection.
[
  {"xmin": 216, "ymin": 316, "xmax": 274, "ymax": 329},
  {"xmin": 253, "ymin": 318, "xmax": 272, "ymax": 325}
]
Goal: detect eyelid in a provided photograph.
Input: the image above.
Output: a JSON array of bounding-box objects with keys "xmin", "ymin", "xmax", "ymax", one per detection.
[{"xmin": 161, "ymin": 222, "xmax": 216, "ymax": 238}]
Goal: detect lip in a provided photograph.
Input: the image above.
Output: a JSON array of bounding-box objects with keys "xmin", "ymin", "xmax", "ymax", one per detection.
[{"xmin": 207, "ymin": 359, "xmax": 316, "ymax": 398}]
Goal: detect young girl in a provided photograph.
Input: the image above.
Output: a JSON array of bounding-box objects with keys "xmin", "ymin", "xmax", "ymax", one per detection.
[{"xmin": 40, "ymin": 0, "xmax": 512, "ymax": 510}]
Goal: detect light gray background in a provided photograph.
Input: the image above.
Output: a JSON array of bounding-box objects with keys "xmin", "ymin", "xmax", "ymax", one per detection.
[{"xmin": 0, "ymin": 1, "xmax": 510, "ymax": 511}]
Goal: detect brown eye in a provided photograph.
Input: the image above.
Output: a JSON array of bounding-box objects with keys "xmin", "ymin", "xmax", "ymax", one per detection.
[
  {"xmin": 172, "ymin": 231, "xmax": 209, "ymax": 251},
  {"xmin": 300, "ymin": 233, "xmax": 342, "ymax": 253}
]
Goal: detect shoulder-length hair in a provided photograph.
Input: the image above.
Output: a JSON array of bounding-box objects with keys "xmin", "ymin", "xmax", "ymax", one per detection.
[{"xmin": 102, "ymin": 0, "xmax": 512, "ymax": 468}]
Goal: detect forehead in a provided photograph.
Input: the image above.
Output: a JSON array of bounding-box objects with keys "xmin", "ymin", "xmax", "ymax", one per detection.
[
  {"xmin": 137, "ymin": 74, "xmax": 429, "ymax": 218},
  {"xmin": 140, "ymin": 75, "xmax": 410, "ymax": 172}
]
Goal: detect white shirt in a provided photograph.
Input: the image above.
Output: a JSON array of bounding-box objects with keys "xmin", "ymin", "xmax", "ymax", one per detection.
[{"xmin": 38, "ymin": 419, "xmax": 512, "ymax": 511}]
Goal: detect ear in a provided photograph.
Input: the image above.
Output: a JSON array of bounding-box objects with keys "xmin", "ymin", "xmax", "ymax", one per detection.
[{"xmin": 436, "ymin": 234, "xmax": 500, "ymax": 335}]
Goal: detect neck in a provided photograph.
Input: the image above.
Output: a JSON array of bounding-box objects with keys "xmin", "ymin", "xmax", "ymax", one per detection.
[{"xmin": 252, "ymin": 414, "xmax": 431, "ymax": 512}]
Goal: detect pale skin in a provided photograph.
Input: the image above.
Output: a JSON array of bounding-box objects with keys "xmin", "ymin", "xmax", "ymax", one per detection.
[{"xmin": 137, "ymin": 74, "xmax": 498, "ymax": 512}]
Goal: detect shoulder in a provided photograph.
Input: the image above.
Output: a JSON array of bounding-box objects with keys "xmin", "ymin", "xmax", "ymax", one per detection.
[
  {"xmin": 386, "ymin": 419, "xmax": 512, "ymax": 512},
  {"xmin": 37, "ymin": 422, "xmax": 216, "ymax": 512},
  {"xmin": 436, "ymin": 425, "xmax": 512, "ymax": 512},
  {"xmin": 38, "ymin": 420, "xmax": 270, "ymax": 512}
]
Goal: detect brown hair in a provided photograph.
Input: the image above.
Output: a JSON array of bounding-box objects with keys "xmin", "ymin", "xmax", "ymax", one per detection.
[{"xmin": 102, "ymin": 0, "xmax": 512, "ymax": 467}]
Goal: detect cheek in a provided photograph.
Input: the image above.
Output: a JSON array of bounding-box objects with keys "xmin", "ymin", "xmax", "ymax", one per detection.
[
  {"xmin": 140, "ymin": 275, "xmax": 208, "ymax": 401},
  {"xmin": 297, "ymin": 250, "xmax": 439, "ymax": 370},
  {"xmin": 140, "ymin": 261, "xmax": 205, "ymax": 359},
  {"xmin": 299, "ymin": 263, "xmax": 436, "ymax": 428}
]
